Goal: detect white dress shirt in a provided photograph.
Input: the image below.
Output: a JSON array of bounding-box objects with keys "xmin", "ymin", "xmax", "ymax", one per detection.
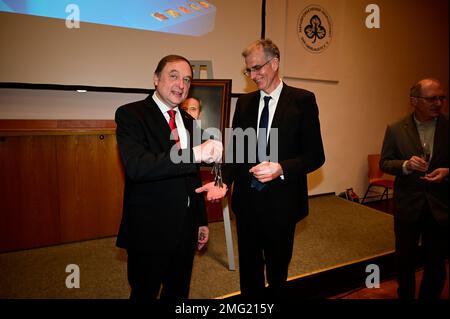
[
  {"xmin": 152, "ymin": 92, "xmax": 188, "ymax": 149},
  {"xmin": 402, "ymin": 114, "xmax": 437, "ymax": 175},
  {"xmin": 257, "ymin": 80, "xmax": 283, "ymax": 141},
  {"xmin": 152, "ymin": 92, "xmax": 191, "ymax": 206},
  {"xmin": 257, "ymin": 80, "xmax": 285, "ymax": 179}
]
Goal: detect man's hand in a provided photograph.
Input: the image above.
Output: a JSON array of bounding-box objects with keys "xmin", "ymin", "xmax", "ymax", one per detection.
[
  {"xmin": 195, "ymin": 181, "xmax": 228, "ymax": 203},
  {"xmin": 193, "ymin": 140, "xmax": 223, "ymax": 164},
  {"xmin": 421, "ymin": 168, "xmax": 449, "ymax": 183},
  {"xmin": 197, "ymin": 226, "xmax": 209, "ymax": 251},
  {"xmin": 406, "ymin": 155, "xmax": 429, "ymax": 172},
  {"xmin": 249, "ymin": 161, "xmax": 283, "ymax": 183}
]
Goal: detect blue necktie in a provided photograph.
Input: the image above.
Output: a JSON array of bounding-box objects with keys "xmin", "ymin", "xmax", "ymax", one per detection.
[
  {"xmin": 251, "ymin": 96, "xmax": 271, "ymax": 191},
  {"xmin": 257, "ymin": 96, "xmax": 272, "ymax": 162}
]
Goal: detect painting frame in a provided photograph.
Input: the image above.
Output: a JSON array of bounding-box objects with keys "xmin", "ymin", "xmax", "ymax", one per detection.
[{"xmin": 187, "ymin": 79, "xmax": 232, "ymax": 141}]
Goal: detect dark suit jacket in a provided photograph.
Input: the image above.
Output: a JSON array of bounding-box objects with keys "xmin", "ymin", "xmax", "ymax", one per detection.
[
  {"xmin": 380, "ymin": 113, "xmax": 449, "ymax": 226},
  {"xmin": 115, "ymin": 95, "xmax": 207, "ymax": 253},
  {"xmin": 223, "ymin": 83, "xmax": 325, "ymax": 224}
]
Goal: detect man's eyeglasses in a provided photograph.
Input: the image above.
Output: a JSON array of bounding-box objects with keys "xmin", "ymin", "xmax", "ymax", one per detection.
[
  {"xmin": 243, "ymin": 58, "xmax": 274, "ymax": 77},
  {"xmin": 413, "ymin": 95, "xmax": 447, "ymax": 103}
]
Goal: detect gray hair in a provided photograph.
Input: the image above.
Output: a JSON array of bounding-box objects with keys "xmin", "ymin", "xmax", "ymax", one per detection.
[{"xmin": 242, "ymin": 39, "xmax": 280, "ymax": 61}]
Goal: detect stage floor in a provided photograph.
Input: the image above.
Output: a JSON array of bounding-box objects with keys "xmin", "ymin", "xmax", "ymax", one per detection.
[
  {"xmin": 190, "ymin": 195, "xmax": 395, "ymax": 298},
  {"xmin": 0, "ymin": 195, "xmax": 395, "ymax": 299}
]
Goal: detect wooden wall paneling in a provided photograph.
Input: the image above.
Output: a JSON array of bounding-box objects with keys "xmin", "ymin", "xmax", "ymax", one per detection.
[
  {"xmin": 0, "ymin": 135, "xmax": 60, "ymax": 252},
  {"xmin": 96, "ymin": 134, "xmax": 124, "ymax": 237},
  {"xmin": 0, "ymin": 118, "xmax": 225, "ymax": 252},
  {"xmin": 56, "ymin": 133, "xmax": 124, "ymax": 242},
  {"xmin": 0, "ymin": 119, "xmax": 58, "ymax": 130}
]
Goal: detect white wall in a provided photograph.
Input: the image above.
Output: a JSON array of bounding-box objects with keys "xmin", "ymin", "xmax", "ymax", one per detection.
[
  {"xmin": 0, "ymin": 0, "xmax": 261, "ymax": 91},
  {"xmin": 265, "ymin": 0, "xmax": 449, "ymax": 196},
  {"xmin": 0, "ymin": 0, "xmax": 448, "ymax": 197}
]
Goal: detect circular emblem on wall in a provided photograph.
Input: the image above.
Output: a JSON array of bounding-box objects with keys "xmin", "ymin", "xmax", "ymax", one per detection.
[{"xmin": 297, "ymin": 4, "xmax": 333, "ymax": 53}]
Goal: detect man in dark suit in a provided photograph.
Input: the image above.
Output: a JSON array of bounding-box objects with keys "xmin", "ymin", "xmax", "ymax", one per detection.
[
  {"xmin": 115, "ymin": 55, "xmax": 222, "ymax": 300},
  {"xmin": 199, "ymin": 39, "xmax": 325, "ymax": 297},
  {"xmin": 380, "ymin": 78, "xmax": 448, "ymax": 299}
]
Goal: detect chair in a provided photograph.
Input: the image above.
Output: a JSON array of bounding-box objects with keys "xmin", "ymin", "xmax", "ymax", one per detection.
[{"xmin": 361, "ymin": 154, "xmax": 394, "ymax": 204}]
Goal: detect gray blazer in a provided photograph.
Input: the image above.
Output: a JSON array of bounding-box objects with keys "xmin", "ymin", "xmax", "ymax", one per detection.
[{"xmin": 380, "ymin": 113, "xmax": 448, "ymax": 225}]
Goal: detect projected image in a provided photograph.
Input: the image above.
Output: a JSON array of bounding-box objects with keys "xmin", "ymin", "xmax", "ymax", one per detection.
[{"xmin": 0, "ymin": 0, "xmax": 216, "ymax": 36}]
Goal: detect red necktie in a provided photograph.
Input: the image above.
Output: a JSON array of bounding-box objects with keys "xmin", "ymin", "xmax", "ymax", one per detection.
[{"xmin": 167, "ymin": 109, "xmax": 180, "ymax": 146}]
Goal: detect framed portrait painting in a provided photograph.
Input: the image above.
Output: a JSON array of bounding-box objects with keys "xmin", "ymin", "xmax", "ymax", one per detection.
[{"xmin": 187, "ymin": 79, "xmax": 232, "ymax": 140}]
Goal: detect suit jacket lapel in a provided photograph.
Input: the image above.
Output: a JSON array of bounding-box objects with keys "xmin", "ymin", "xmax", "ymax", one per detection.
[
  {"xmin": 267, "ymin": 84, "xmax": 290, "ymax": 152},
  {"xmin": 270, "ymin": 84, "xmax": 290, "ymax": 131},
  {"xmin": 246, "ymin": 94, "xmax": 260, "ymax": 130},
  {"xmin": 402, "ymin": 113, "xmax": 423, "ymax": 155},
  {"xmin": 180, "ymin": 109, "xmax": 196, "ymax": 147},
  {"xmin": 430, "ymin": 114, "xmax": 447, "ymax": 167},
  {"xmin": 143, "ymin": 95, "xmax": 174, "ymax": 150}
]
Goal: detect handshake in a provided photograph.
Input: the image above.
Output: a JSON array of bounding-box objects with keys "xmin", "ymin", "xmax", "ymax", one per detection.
[{"xmin": 193, "ymin": 139, "xmax": 223, "ymax": 164}]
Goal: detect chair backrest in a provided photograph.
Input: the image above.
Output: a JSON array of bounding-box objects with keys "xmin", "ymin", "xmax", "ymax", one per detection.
[{"xmin": 367, "ymin": 154, "xmax": 383, "ymax": 181}]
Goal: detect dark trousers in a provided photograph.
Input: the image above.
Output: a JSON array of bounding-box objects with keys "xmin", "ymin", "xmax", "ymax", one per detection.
[
  {"xmin": 235, "ymin": 189, "xmax": 296, "ymax": 298},
  {"xmin": 395, "ymin": 203, "xmax": 448, "ymax": 299},
  {"xmin": 126, "ymin": 218, "xmax": 197, "ymax": 300}
]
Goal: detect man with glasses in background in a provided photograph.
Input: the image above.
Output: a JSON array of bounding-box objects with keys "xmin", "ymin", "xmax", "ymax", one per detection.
[
  {"xmin": 380, "ymin": 78, "xmax": 449, "ymax": 299},
  {"xmin": 181, "ymin": 97, "xmax": 202, "ymax": 120},
  {"xmin": 203, "ymin": 39, "xmax": 325, "ymax": 298}
]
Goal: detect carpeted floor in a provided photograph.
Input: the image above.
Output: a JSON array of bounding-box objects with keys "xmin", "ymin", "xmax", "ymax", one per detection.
[{"xmin": 0, "ymin": 195, "xmax": 395, "ymax": 299}]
